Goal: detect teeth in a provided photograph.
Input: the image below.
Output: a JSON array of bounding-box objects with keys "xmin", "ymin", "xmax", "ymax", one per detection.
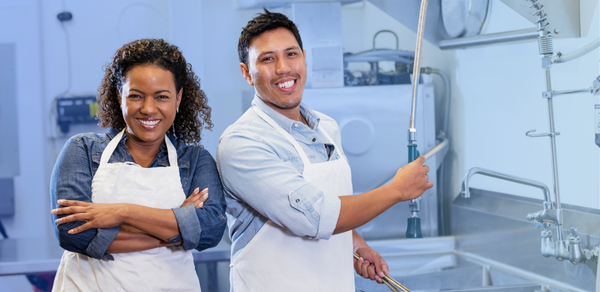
[
  {"xmin": 277, "ymin": 80, "xmax": 294, "ymax": 89},
  {"xmin": 139, "ymin": 119, "xmax": 160, "ymax": 125}
]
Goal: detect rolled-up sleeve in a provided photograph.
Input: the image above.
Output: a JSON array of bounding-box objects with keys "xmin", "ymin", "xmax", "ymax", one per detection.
[
  {"xmin": 218, "ymin": 132, "xmax": 341, "ymax": 239},
  {"xmin": 173, "ymin": 150, "xmax": 227, "ymax": 251},
  {"xmin": 50, "ymin": 137, "xmax": 120, "ymax": 260}
]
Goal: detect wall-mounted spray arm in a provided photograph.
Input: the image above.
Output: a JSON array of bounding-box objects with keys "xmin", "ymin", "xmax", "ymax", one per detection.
[{"xmin": 405, "ymin": 0, "xmax": 429, "ymax": 239}]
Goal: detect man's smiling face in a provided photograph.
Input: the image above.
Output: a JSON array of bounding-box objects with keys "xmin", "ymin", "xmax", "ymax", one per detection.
[{"xmin": 244, "ymin": 27, "xmax": 307, "ymax": 114}]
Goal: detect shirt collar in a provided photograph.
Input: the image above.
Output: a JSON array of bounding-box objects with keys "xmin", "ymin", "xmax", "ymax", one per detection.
[
  {"xmin": 251, "ymin": 94, "xmax": 320, "ymax": 133},
  {"xmin": 107, "ymin": 127, "xmax": 177, "ymax": 156}
]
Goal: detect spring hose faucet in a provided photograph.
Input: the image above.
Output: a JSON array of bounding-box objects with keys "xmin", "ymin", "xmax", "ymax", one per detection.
[{"xmin": 405, "ymin": 0, "xmax": 429, "ymax": 239}]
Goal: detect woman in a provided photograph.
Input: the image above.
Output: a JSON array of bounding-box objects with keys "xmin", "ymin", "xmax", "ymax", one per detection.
[{"xmin": 50, "ymin": 39, "xmax": 226, "ymax": 292}]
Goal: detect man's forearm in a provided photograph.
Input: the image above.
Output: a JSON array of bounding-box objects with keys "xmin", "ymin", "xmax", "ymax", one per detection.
[
  {"xmin": 352, "ymin": 230, "xmax": 368, "ymax": 251},
  {"xmin": 334, "ymin": 156, "xmax": 433, "ymax": 234},
  {"xmin": 334, "ymin": 185, "xmax": 399, "ymax": 234}
]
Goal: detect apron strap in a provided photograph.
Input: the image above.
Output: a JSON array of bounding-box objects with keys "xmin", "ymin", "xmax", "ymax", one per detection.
[
  {"xmin": 100, "ymin": 130, "xmax": 125, "ymax": 165},
  {"xmin": 253, "ymin": 107, "xmax": 312, "ymax": 169},
  {"xmin": 164, "ymin": 135, "xmax": 179, "ymax": 167},
  {"xmin": 99, "ymin": 129, "xmax": 178, "ymax": 167}
]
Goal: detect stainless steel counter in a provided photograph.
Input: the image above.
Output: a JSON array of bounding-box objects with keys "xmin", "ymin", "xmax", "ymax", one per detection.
[{"xmin": 0, "ymin": 237, "xmax": 231, "ymax": 276}]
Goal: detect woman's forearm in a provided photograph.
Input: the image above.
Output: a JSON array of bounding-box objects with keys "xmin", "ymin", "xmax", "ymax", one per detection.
[
  {"xmin": 106, "ymin": 225, "xmax": 179, "ymax": 253},
  {"xmin": 119, "ymin": 204, "xmax": 181, "ymax": 242}
]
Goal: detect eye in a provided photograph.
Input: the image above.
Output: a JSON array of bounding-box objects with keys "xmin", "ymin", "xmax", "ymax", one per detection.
[
  {"xmin": 262, "ymin": 56, "xmax": 273, "ymax": 62},
  {"xmin": 288, "ymin": 52, "xmax": 297, "ymax": 56},
  {"xmin": 157, "ymin": 95, "xmax": 169, "ymax": 99},
  {"xmin": 128, "ymin": 94, "xmax": 142, "ymax": 99}
]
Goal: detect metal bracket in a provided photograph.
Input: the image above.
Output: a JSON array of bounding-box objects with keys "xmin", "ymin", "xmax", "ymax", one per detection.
[
  {"xmin": 526, "ymin": 208, "xmax": 561, "ymax": 225},
  {"xmin": 542, "ymin": 91, "xmax": 553, "ymax": 99},
  {"xmin": 526, "ymin": 129, "xmax": 560, "ymax": 137}
]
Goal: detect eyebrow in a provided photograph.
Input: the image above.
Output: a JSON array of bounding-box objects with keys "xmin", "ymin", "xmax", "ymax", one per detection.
[
  {"xmin": 259, "ymin": 46, "xmax": 301, "ymax": 58},
  {"xmin": 130, "ymin": 89, "xmax": 171, "ymax": 94}
]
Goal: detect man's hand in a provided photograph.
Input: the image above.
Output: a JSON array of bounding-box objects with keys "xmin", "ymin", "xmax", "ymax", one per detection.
[
  {"xmin": 388, "ymin": 156, "xmax": 433, "ymax": 202},
  {"xmin": 181, "ymin": 187, "xmax": 209, "ymax": 208},
  {"xmin": 354, "ymin": 246, "xmax": 388, "ymax": 284}
]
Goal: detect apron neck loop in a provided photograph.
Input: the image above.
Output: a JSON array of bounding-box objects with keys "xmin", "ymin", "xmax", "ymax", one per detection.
[
  {"xmin": 253, "ymin": 106, "xmax": 313, "ymax": 169},
  {"xmin": 100, "ymin": 130, "xmax": 178, "ymax": 167}
]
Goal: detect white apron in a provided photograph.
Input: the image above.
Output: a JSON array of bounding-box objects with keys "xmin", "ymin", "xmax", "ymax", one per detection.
[
  {"xmin": 52, "ymin": 130, "xmax": 201, "ymax": 292},
  {"xmin": 229, "ymin": 107, "xmax": 355, "ymax": 292}
]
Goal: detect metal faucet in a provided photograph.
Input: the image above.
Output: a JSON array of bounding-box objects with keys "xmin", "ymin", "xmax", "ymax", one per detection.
[{"xmin": 461, "ymin": 167, "xmax": 599, "ymax": 264}]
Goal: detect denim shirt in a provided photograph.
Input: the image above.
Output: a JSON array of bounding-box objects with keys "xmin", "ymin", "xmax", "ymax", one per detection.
[
  {"xmin": 50, "ymin": 128, "xmax": 227, "ymax": 260},
  {"xmin": 217, "ymin": 96, "xmax": 346, "ymax": 261}
]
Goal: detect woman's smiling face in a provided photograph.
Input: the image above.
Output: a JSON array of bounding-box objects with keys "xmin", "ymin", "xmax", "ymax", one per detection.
[{"xmin": 119, "ymin": 64, "xmax": 182, "ymax": 146}]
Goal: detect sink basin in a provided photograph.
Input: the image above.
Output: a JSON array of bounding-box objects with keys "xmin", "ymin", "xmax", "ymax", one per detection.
[
  {"xmin": 354, "ymin": 237, "xmax": 548, "ymax": 292},
  {"xmin": 354, "ymin": 255, "xmax": 546, "ymax": 292}
]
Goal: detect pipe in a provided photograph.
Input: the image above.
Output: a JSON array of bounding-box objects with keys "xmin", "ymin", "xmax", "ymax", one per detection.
[
  {"xmin": 552, "ymin": 38, "xmax": 600, "ymax": 64},
  {"xmin": 419, "ymin": 67, "xmax": 451, "ymax": 139},
  {"xmin": 439, "ymin": 28, "xmax": 538, "ymax": 50},
  {"xmin": 552, "ymin": 88, "xmax": 595, "ymax": 97},
  {"xmin": 343, "ymin": 55, "xmax": 413, "ymax": 65},
  {"xmin": 460, "ymin": 167, "xmax": 551, "ymax": 203},
  {"xmin": 373, "ymin": 30, "xmax": 399, "ymax": 51},
  {"xmin": 423, "ymin": 139, "xmax": 448, "ymax": 161},
  {"xmin": 545, "ymin": 69, "xmax": 561, "ymax": 211},
  {"xmin": 349, "ymin": 49, "xmax": 415, "ymax": 59}
]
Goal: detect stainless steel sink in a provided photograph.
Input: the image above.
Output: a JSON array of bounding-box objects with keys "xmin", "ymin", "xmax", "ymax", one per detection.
[
  {"xmin": 355, "ymin": 256, "xmax": 546, "ymax": 292},
  {"xmin": 354, "ymin": 237, "xmax": 550, "ymax": 292}
]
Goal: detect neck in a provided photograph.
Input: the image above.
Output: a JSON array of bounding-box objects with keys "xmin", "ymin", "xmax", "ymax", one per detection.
[
  {"xmin": 259, "ymin": 98, "xmax": 308, "ymax": 126},
  {"xmin": 124, "ymin": 130, "xmax": 164, "ymax": 167}
]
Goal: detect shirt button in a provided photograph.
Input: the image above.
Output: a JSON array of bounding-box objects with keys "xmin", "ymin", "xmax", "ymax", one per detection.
[
  {"xmin": 294, "ymin": 123, "xmax": 299, "ymax": 127},
  {"xmin": 295, "ymin": 199, "xmax": 300, "ymax": 203},
  {"xmin": 312, "ymin": 138, "xmax": 316, "ymax": 142}
]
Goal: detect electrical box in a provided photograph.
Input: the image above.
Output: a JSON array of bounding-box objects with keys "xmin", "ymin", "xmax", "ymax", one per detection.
[
  {"xmin": 286, "ymin": 3, "xmax": 344, "ymax": 88},
  {"xmin": 56, "ymin": 96, "xmax": 98, "ymax": 133}
]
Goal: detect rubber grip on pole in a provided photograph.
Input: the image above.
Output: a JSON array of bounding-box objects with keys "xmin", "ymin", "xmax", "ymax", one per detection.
[{"xmin": 406, "ymin": 217, "xmax": 423, "ymax": 238}]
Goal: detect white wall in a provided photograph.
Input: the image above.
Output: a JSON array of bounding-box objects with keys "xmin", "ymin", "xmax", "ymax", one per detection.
[
  {"xmin": 453, "ymin": 1, "xmax": 599, "ymax": 209},
  {"xmin": 0, "ymin": 0, "xmax": 46, "ymax": 239},
  {"xmin": 0, "ymin": 0, "xmax": 46, "ymax": 290}
]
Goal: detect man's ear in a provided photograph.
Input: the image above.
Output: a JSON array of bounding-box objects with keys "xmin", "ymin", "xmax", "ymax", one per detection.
[{"xmin": 240, "ymin": 63, "xmax": 254, "ymax": 86}]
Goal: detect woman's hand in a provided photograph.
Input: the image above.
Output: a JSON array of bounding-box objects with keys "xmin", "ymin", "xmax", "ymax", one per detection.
[
  {"xmin": 354, "ymin": 246, "xmax": 388, "ymax": 284},
  {"xmin": 52, "ymin": 200, "xmax": 127, "ymax": 234},
  {"xmin": 181, "ymin": 187, "xmax": 209, "ymax": 208}
]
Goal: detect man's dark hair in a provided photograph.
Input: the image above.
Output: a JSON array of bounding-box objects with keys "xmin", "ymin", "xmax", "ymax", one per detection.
[{"xmin": 238, "ymin": 8, "xmax": 303, "ymax": 64}]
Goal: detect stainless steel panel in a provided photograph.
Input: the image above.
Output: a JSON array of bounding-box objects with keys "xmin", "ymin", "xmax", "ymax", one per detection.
[
  {"xmin": 367, "ymin": 0, "xmax": 450, "ymax": 47},
  {"xmin": 452, "ymin": 189, "xmax": 599, "ymax": 291},
  {"xmin": 500, "ymin": 0, "xmax": 598, "ymax": 38}
]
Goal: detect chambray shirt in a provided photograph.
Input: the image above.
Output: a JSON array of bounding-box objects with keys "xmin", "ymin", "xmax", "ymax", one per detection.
[
  {"xmin": 217, "ymin": 96, "xmax": 347, "ymax": 261},
  {"xmin": 50, "ymin": 128, "xmax": 227, "ymax": 260}
]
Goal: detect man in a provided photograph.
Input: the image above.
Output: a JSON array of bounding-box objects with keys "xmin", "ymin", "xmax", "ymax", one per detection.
[{"xmin": 217, "ymin": 9, "xmax": 433, "ymax": 291}]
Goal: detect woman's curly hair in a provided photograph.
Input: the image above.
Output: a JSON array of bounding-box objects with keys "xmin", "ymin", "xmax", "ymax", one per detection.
[{"xmin": 97, "ymin": 39, "xmax": 212, "ymax": 145}]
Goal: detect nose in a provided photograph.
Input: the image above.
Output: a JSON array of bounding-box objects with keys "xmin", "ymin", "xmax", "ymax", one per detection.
[
  {"xmin": 140, "ymin": 97, "xmax": 157, "ymax": 115},
  {"xmin": 275, "ymin": 57, "xmax": 291, "ymax": 75}
]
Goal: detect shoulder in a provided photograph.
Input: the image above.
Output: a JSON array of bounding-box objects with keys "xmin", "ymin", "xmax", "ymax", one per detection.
[
  {"xmin": 64, "ymin": 131, "xmax": 113, "ymax": 153},
  {"xmin": 219, "ymin": 108, "xmax": 272, "ymax": 146}
]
